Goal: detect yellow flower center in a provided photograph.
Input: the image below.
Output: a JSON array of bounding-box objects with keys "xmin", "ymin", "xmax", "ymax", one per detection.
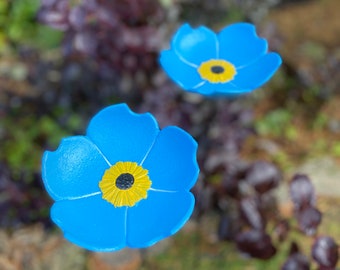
[
  {"xmin": 99, "ymin": 161, "xmax": 152, "ymax": 207},
  {"xmin": 198, "ymin": 59, "xmax": 237, "ymax": 83}
]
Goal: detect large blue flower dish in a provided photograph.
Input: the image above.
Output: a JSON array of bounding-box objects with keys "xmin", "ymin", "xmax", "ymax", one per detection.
[
  {"xmin": 42, "ymin": 103, "xmax": 199, "ymax": 251},
  {"xmin": 160, "ymin": 22, "xmax": 282, "ymax": 97}
]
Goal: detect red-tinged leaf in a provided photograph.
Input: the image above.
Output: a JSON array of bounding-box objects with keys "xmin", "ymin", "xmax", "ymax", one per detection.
[
  {"xmin": 239, "ymin": 197, "xmax": 266, "ymax": 230},
  {"xmin": 312, "ymin": 236, "xmax": 339, "ymax": 268},
  {"xmin": 289, "ymin": 174, "xmax": 316, "ymax": 210},
  {"xmin": 222, "ymin": 174, "xmax": 240, "ymax": 199},
  {"xmin": 217, "ymin": 213, "xmax": 239, "ymax": 241},
  {"xmin": 282, "ymin": 253, "xmax": 310, "ymax": 270},
  {"xmin": 245, "ymin": 161, "xmax": 281, "ymax": 194},
  {"xmin": 297, "ymin": 206, "xmax": 322, "ymax": 236},
  {"xmin": 236, "ymin": 229, "xmax": 276, "ymax": 259}
]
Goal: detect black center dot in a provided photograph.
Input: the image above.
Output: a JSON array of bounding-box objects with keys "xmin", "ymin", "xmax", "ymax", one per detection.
[
  {"xmin": 211, "ymin": 65, "xmax": 225, "ymax": 74},
  {"xmin": 116, "ymin": 173, "xmax": 134, "ymax": 190}
]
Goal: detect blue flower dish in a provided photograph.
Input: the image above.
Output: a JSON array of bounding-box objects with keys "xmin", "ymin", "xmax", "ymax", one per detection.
[
  {"xmin": 42, "ymin": 103, "xmax": 199, "ymax": 251},
  {"xmin": 160, "ymin": 22, "xmax": 282, "ymax": 96}
]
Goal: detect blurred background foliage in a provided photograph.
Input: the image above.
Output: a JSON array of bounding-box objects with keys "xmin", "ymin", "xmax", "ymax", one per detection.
[
  {"xmin": 0, "ymin": 0, "xmax": 62, "ymax": 52},
  {"xmin": 0, "ymin": 0, "xmax": 339, "ymax": 269}
]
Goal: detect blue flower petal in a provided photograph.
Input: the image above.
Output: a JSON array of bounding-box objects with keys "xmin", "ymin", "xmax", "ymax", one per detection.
[
  {"xmin": 172, "ymin": 23, "xmax": 218, "ymax": 65},
  {"xmin": 42, "ymin": 136, "xmax": 108, "ymax": 201},
  {"xmin": 193, "ymin": 81, "xmax": 245, "ymax": 96},
  {"xmin": 218, "ymin": 22, "xmax": 268, "ymax": 67},
  {"xmin": 126, "ymin": 190, "xmax": 194, "ymax": 248},
  {"xmin": 86, "ymin": 103, "xmax": 159, "ymax": 165},
  {"xmin": 142, "ymin": 126, "xmax": 199, "ymax": 192},
  {"xmin": 51, "ymin": 195, "xmax": 127, "ymax": 251},
  {"xmin": 160, "ymin": 49, "xmax": 203, "ymax": 90},
  {"xmin": 232, "ymin": 52, "xmax": 282, "ymax": 89}
]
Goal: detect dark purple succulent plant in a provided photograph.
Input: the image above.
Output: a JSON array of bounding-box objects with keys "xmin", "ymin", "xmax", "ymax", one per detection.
[{"xmin": 38, "ymin": 0, "xmax": 166, "ymax": 75}]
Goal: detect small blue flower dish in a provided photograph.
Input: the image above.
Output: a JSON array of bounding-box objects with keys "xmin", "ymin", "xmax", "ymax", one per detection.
[{"xmin": 160, "ymin": 22, "xmax": 282, "ymax": 96}]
